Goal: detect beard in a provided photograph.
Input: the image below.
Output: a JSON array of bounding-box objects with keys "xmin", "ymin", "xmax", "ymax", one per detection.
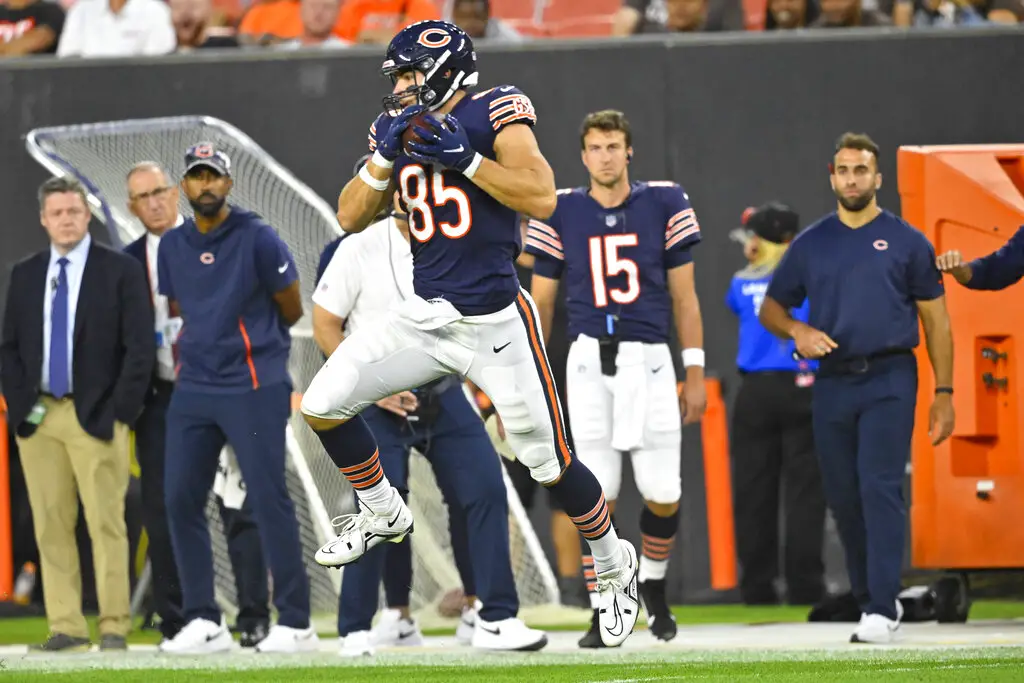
[
  {"xmin": 835, "ymin": 187, "xmax": 875, "ymax": 212},
  {"xmin": 189, "ymin": 192, "xmax": 226, "ymax": 218}
]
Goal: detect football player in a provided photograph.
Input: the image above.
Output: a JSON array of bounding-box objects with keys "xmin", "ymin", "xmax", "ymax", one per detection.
[
  {"xmin": 525, "ymin": 110, "xmax": 707, "ymax": 645},
  {"xmin": 299, "ymin": 21, "xmax": 640, "ymax": 648}
]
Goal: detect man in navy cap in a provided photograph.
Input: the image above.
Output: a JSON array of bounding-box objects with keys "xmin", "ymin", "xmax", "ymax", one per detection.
[
  {"xmin": 155, "ymin": 142, "xmax": 316, "ymax": 654},
  {"xmin": 759, "ymin": 133, "xmax": 955, "ymax": 644},
  {"xmin": 726, "ymin": 201, "xmax": 826, "ymax": 607}
]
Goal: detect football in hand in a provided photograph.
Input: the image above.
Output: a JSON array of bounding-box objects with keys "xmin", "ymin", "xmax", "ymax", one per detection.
[{"xmin": 401, "ymin": 111, "xmax": 437, "ymax": 155}]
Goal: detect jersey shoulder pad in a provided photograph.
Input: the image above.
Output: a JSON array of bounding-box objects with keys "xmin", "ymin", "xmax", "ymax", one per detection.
[{"xmin": 472, "ymin": 84, "xmax": 537, "ymax": 133}]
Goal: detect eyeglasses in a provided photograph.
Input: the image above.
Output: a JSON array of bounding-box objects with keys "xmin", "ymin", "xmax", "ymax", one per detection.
[{"xmin": 130, "ymin": 186, "xmax": 173, "ymax": 202}]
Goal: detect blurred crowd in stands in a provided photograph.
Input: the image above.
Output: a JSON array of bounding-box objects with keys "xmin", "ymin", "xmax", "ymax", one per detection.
[{"xmin": 1, "ymin": 0, "xmax": 1021, "ymax": 59}]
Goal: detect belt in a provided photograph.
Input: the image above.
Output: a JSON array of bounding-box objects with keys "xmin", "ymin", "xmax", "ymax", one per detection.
[
  {"xmin": 40, "ymin": 392, "xmax": 73, "ymax": 400},
  {"xmin": 817, "ymin": 348, "xmax": 914, "ymax": 377}
]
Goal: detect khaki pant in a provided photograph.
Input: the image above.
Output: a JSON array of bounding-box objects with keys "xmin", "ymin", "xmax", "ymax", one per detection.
[{"xmin": 17, "ymin": 396, "xmax": 131, "ymax": 638}]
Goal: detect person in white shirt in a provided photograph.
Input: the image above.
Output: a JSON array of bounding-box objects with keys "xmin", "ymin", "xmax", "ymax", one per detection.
[
  {"xmin": 123, "ymin": 161, "xmax": 271, "ymax": 648},
  {"xmin": 57, "ymin": 0, "xmax": 175, "ymax": 58},
  {"xmin": 312, "ymin": 160, "xmax": 546, "ymax": 655}
]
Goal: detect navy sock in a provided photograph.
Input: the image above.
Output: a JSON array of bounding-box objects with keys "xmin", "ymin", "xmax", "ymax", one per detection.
[
  {"xmin": 313, "ymin": 415, "xmax": 394, "ymax": 514},
  {"xmin": 639, "ymin": 506, "xmax": 678, "ymax": 582},
  {"xmin": 547, "ymin": 462, "xmax": 620, "ymax": 572}
]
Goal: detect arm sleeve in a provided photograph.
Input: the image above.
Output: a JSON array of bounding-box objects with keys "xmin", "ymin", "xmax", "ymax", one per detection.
[
  {"xmin": 310, "ymin": 237, "xmax": 361, "ymax": 319},
  {"xmin": 487, "ymin": 86, "xmax": 538, "ymax": 134},
  {"xmin": 965, "ymin": 224, "xmax": 1024, "ymax": 291},
  {"xmin": 254, "ymin": 223, "xmax": 299, "ymax": 294},
  {"xmin": 906, "ymin": 233, "xmax": 945, "ymax": 301},
  {"xmin": 765, "ymin": 242, "xmax": 806, "ymax": 308},
  {"xmin": 523, "ymin": 211, "xmax": 564, "ymax": 279},
  {"xmin": 662, "ymin": 184, "xmax": 701, "ymax": 269}
]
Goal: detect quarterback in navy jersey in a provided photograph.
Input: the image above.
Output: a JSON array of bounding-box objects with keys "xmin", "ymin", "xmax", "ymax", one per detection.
[
  {"xmin": 526, "ymin": 110, "xmax": 706, "ymax": 646},
  {"xmin": 299, "ymin": 20, "xmax": 640, "ymax": 649}
]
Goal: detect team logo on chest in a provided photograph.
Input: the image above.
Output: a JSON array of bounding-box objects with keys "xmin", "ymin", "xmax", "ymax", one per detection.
[
  {"xmin": 873, "ymin": 239, "xmax": 889, "ymax": 251},
  {"xmin": 605, "ymin": 215, "xmax": 617, "ymax": 227},
  {"xmin": 200, "ymin": 252, "xmax": 215, "ymax": 264}
]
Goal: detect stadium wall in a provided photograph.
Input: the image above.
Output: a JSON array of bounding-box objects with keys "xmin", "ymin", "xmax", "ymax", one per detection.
[{"xmin": 1, "ymin": 28, "xmax": 1022, "ymax": 604}]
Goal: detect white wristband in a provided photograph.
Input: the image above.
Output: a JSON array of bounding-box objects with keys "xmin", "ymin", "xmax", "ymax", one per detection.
[
  {"xmin": 371, "ymin": 150, "xmax": 394, "ymax": 170},
  {"xmin": 462, "ymin": 152, "xmax": 484, "ymax": 180},
  {"xmin": 682, "ymin": 348, "xmax": 705, "ymax": 368},
  {"xmin": 359, "ymin": 164, "xmax": 390, "ymax": 192}
]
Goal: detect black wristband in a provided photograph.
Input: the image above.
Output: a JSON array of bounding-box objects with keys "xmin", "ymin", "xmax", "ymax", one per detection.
[{"xmin": 936, "ymin": 386, "xmax": 953, "ymax": 395}]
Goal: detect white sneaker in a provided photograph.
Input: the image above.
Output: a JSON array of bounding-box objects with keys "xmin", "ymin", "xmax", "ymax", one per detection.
[
  {"xmin": 472, "ymin": 616, "xmax": 548, "ymax": 651},
  {"xmin": 595, "ymin": 540, "xmax": 640, "ymax": 648},
  {"xmin": 372, "ymin": 608, "xmax": 424, "ymax": 647},
  {"xmin": 339, "ymin": 630, "xmax": 375, "ymax": 657},
  {"xmin": 255, "ymin": 624, "xmax": 320, "ymax": 653},
  {"xmin": 315, "ymin": 491, "xmax": 414, "ymax": 568},
  {"xmin": 851, "ymin": 601, "xmax": 904, "ymax": 644},
  {"xmin": 456, "ymin": 602, "xmax": 478, "ymax": 645},
  {"xmin": 158, "ymin": 617, "xmax": 234, "ymax": 654}
]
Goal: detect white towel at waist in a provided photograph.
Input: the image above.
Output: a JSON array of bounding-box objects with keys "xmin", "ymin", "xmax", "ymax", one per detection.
[
  {"xmin": 576, "ymin": 333, "xmax": 648, "ymax": 452},
  {"xmin": 213, "ymin": 445, "xmax": 247, "ymax": 510}
]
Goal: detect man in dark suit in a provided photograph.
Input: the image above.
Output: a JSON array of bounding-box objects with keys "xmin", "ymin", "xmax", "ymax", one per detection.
[{"xmin": 1, "ymin": 175, "xmax": 154, "ymax": 652}]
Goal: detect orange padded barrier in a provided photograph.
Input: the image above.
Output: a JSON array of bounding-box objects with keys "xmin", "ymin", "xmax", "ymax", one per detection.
[
  {"xmin": 897, "ymin": 144, "xmax": 1024, "ymax": 569},
  {"xmin": 698, "ymin": 378, "xmax": 738, "ymax": 590}
]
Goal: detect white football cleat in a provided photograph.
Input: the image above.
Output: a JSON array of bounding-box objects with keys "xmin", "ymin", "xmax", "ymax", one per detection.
[
  {"xmin": 158, "ymin": 617, "xmax": 234, "ymax": 655},
  {"xmin": 472, "ymin": 616, "xmax": 548, "ymax": 651},
  {"xmin": 315, "ymin": 491, "xmax": 414, "ymax": 568},
  {"xmin": 456, "ymin": 601, "xmax": 479, "ymax": 645},
  {"xmin": 596, "ymin": 539, "xmax": 640, "ymax": 648},
  {"xmin": 372, "ymin": 608, "xmax": 424, "ymax": 647},
  {"xmin": 851, "ymin": 600, "xmax": 904, "ymax": 644},
  {"xmin": 339, "ymin": 630, "xmax": 375, "ymax": 657},
  {"xmin": 255, "ymin": 624, "xmax": 320, "ymax": 653}
]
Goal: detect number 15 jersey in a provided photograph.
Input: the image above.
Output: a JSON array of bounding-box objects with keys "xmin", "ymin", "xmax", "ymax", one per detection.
[
  {"xmin": 525, "ymin": 181, "xmax": 701, "ymax": 344},
  {"xmin": 368, "ymin": 85, "xmax": 537, "ymax": 316}
]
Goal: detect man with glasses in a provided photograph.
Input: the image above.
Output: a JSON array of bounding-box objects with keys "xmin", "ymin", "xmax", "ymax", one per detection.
[{"xmin": 123, "ymin": 161, "xmax": 271, "ymax": 648}]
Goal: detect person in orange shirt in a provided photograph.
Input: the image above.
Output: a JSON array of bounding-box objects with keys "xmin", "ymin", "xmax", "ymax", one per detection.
[{"xmin": 239, "ymin": 0, "xmax": 438, "ymax": 43}]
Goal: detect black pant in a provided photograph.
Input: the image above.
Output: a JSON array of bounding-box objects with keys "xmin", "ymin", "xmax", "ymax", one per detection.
[
  {"xmin": 219, "ymin": 497, "xmax": 269, "ymax": 631},
  {"xmin": 730, "ymin": 371, "xmax": 826, "ymax": 605},
  {"xmin": 135, "ymin": 379, "xmax": 185, "ymax": 638}
]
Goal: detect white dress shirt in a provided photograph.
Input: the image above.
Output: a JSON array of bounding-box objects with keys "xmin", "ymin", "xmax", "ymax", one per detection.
[
  {"xmin": 56, "ymin": 0, "xmax": 176, "ymax": 58},
  {"xmin": 146, "ymin": 216, "xmax": 184, "ymax": 382},
  {"xmin": 312, "ymin": 217, "xmax": 412, "ymax": 336},
  {"xmin": 41, "ymin": 233, "xmax": 91, "ymax": 394}
]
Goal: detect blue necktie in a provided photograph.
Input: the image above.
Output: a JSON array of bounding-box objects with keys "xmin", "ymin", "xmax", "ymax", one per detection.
[{"xmin": 49, "ymin": 257, "xmax": 70, "ymax": 398}]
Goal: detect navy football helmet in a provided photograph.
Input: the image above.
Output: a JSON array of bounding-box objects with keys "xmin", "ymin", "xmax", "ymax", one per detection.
[{"xmin": 381, "ymin": 20, "xmax": 478, "ymax": 115}]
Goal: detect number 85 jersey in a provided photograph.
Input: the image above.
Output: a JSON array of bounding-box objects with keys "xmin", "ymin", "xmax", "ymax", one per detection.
[
  {"xmin": 525, "ymin": 181, "xmax": 701, "ymax": 344},
  {"xmin": 368, "ymin": 85, "xmax": 538, "ymax": 316}
]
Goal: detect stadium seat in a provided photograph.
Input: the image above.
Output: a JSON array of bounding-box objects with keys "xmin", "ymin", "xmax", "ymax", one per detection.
[
  {"xmin": 542, "ymin": 0, "xmax": 621, "ymax": 22},
  {"xmin": 490, "ymin": 0, "xmax": 538, "ymax": 22},
  {"xmin": 544, "ymin": 16, "xmax": 616, "ymax": 37}
]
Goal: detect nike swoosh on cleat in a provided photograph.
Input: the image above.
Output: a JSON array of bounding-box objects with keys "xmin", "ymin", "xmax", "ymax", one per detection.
[
  {"xmin": 478, "ymin": 624, "xmax": 500, "ymax": 635},
  {"xmin": 606, "ymin": 601, "xmax": 624, "ymax": 638},
  {"xmin": 386, "ymin": 514, "xmax": 403, "ymax": 528}
]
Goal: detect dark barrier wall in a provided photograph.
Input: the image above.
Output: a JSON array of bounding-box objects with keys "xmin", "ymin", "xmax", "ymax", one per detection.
[{"xmin": 2, "ymin": 28, "xmax": 1023, "ymax": 604}]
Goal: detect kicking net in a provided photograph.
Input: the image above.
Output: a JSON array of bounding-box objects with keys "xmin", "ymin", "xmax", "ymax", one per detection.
[{"xmin": 24, "ymin": 116, "xmax": 564, "ymax": 627}]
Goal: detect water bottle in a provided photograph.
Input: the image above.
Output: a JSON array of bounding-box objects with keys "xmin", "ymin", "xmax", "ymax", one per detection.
[{"xmin": 13, "ymin": 562, "xmax": 37, "ymax": 605}]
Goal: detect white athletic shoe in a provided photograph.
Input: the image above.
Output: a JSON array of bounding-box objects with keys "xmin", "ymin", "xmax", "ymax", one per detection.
[
  {"xmin": 595, "ymin": 540, "xmax": 640, "ymax": 648},
  {"xmin": 339, "ymin": 630, "xmax": 375, "ymax": 657},
  {"xmin": 255, "ymin": 624, "xmax": 320, "ymax": 653},
  {"xmin": 456, "ymin": 602, "xmax": 479, "ymax": 645},
  {"xmin": 472, "ymin": 616, "xmax": 548, "ymax": 651},
  {"xmin": 158, "ymin": 617, "xmax": 234, "ymax": 655},
  {"xmin": 315, "ymin": 490, "xmax": 414, "ymax": 568},
  {"xmin": 372, "ymin": 608, "xmax": 424, "ymax": 647},
  {"xmin": 851, "ymin": 600, "xmax": 904, "ymax": 644}
]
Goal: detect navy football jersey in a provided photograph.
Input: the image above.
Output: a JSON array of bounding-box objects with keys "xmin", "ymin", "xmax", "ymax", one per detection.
[
  {"xmin": 369, "ymin": 85, "xmax": 538, "ymax": 316},
  {"xmin": 525, "ymin": 181, "xmax": 701, "ymax": 344}
]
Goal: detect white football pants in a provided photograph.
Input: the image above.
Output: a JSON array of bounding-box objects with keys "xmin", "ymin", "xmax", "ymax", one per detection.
[
  {"xmin": 301, "ymin": 290, "xmax": 573, "ymax": 484},
  {"xmin": 565, "ymin": 334, "xmax": 682, "ymax": 504}
]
